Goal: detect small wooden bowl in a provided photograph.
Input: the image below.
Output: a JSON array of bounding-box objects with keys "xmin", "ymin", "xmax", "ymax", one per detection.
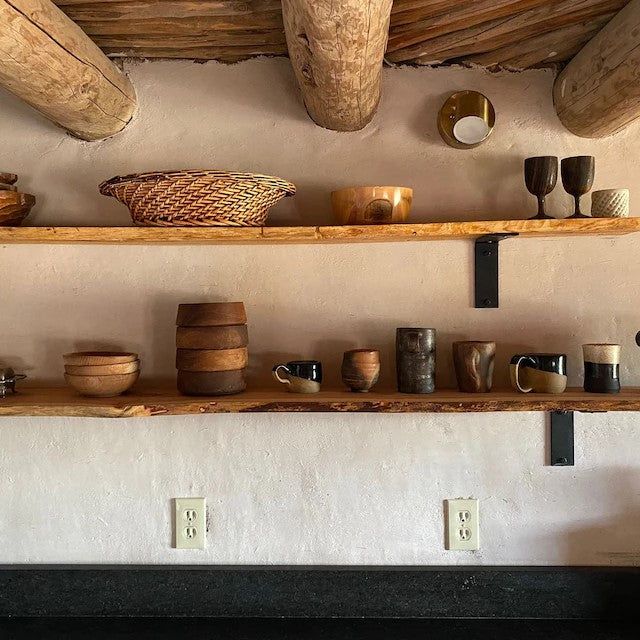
[
  {"xmin": 331, "ymin": 186, "xmax": 412, "ymax": 225},
  {"xmin": 0, "ymin": 191, "xmax": 36, "ymax": 226},
  {"xmin": 176, "ymin": 302, "xmax": 246, "ymax": 327},
  {"xmin": 176, "ymin": 325, "xmax": 248, "ymax": 350},
  {"xmin": 65, "ymin": 360, "xmax": 140, "ymax": 376},
  {"xmin": 63, "ymin": 351, "xmax": 139, "ymax": 366},
  {"xmin": 177, "ymin": 369, "xmax": 246, "ymax": 396},
  {"xmin": 176, "ymin": 347, "xmax": 248, "ymax": 372},
  {"xmin": 64, "ymin": 371, "xmax": 139, "ymax": 397}
]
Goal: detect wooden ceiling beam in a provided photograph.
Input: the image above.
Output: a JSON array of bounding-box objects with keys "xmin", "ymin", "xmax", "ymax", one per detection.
[
  {"xmin": 282, "ymin": 0, "xmax": 393, "ymax": 131},
  {"xmin": 386, "ymin": 0, "xmax": 626, "ymax": 64},
  {"xmin": 465, "ymin": 14, "xmax": 614, "ymax": 68},
  {"xmin": 554, "ymin": 0, "xmax": 640, "ymax": 137},
  {"xmin": 0, "ymin": 0, "xmax": 136, "ymax": 140}
]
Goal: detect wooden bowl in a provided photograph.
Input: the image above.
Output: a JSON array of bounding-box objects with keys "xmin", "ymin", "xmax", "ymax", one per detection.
[
  {"xmin": 176, "ymin": 302, "xmax": 246, "ymax": 327},
  {"xmin": 331, "ymin": 186, "xmax": 412, "ymax": 225},
  {"xmin": 177, "ymin": 369, "xmax": 246, "ymax": 396},
  {"xmin": 64, "ymin": 371, "xmax": 139, "ymax": 397},
  {"xmin": 175, "ymin": 347, "xmax": 248, "ymax": 372},
  {"xmin": 65, "ymin": 360, "xmax": 140, "ymax": 376},
  {"xmin": 0, "ymin": 191, "xmax": 36, "ymax": 226},
  {"xmin": 176, "ymin": 325, "xmax": 248, "ymax": 349},
  {"xmin": 63, "ymin": 351, "xmax": 139, "ymax": 366}
]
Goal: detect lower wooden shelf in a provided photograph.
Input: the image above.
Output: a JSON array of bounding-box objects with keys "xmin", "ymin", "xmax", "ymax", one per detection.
[{"xmin": 1, "ymin": 384, "xmax": 639, "ymax": 418}]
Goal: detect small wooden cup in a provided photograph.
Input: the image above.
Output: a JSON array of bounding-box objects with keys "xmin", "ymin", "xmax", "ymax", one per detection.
[{"xmin": 341, "ymin": 349, "xmax": 380, "ymax": 392}]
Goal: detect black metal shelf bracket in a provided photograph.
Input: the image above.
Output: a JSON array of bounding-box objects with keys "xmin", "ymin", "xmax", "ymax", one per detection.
[
  {"xmin": 474, "ymin": 233, "xmax": 518, "ymax": 308},
  {"xmin": 549, "ymin": 411, "xmax": 574, "ymax": 466}
]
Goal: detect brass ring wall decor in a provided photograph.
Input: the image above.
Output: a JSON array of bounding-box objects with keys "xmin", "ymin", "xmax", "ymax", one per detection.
[{"xmin": 438, "ymin": 91, "xmax": 495, "ymax": 149}]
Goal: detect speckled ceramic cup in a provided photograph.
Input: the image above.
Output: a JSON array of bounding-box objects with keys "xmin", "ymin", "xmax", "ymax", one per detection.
[{"xmin": 583, "ymin": 344, "xmax": 620, "ymax": 394}]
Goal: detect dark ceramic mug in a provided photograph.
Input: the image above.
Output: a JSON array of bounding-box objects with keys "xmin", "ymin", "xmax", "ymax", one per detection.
[
  {"xmin": 273, "ymin": 360, "xmax": 322, "ymax": 393},
  {"xmin": 583, "ymin": 344, "xmax": 620, "ymax": 394},
  {"xmin": 510, "ymin": 353, "xmax": 567, "ymax": 394}
]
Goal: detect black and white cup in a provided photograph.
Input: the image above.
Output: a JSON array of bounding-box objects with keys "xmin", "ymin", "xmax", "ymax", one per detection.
[{"xmin": 582, "ymin": 343, "xmax": 620, "ymax": 394}]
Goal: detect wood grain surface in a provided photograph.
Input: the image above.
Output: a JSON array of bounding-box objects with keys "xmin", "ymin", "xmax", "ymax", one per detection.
[
  {"xmin": 0, "ymin": 0, "xmax": 137, "ymax": 140},
  {"xmin": 282, "ymin": 0, "xmax": 392, "ymax": 130},
  {"xmin": 554, "ymin": 0, "xmax": 640, "ymax": 137},
  {"xmin": 1, "ymin": 218, "xmax": 639, "ymax": 245},
  {"xmin": 2, "ymin": 385, "xmax": 640, "ymax": 418},
  {"xmin": 52, "ymin": 0, "xmax": 624, "ymax": 70}
]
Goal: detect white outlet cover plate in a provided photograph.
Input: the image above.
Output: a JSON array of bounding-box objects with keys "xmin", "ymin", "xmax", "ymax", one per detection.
[
  {"xmin": 445, "ymin": 498, "xmax": 479, "ymax": 551},
  {"xmin": 174, "ymin": 497, "xmax": 206, "ymax": 550}
]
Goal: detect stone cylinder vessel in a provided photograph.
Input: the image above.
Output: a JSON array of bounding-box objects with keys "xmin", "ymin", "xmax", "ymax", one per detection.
[{"xmin": 396, "ymin": 328, "xmax": 436, "ymax": 394}]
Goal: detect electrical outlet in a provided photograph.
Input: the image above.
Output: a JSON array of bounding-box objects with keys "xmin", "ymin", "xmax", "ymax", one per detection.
[
  {"xmin": 445, "ymin": 499, "xmax": 479, "ymax": 551},
  {"xmin": 174, "ymin": 498, "xmax": 206, "ymax": 549}
]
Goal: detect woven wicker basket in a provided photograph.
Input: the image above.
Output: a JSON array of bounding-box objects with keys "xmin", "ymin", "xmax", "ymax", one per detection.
[{"xmin": 99, "ymin": 170, "xmax": 296, "ymax": 227}]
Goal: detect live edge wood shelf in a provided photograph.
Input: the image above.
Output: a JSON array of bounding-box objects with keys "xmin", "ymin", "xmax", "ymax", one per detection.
[
  {"xmin": 2, "ymin": 386, "xmax": 640, "ymax": 418},
  {"xmin": 0, "ymin": 217, "xmax": 639, "ymax": 244}
]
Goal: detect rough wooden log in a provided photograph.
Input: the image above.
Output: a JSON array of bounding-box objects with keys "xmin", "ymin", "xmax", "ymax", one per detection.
[
  {"xmin": 282, "ymin": 0, "xmax": 393, "ymax": 131},
  {"xmin": 554, "ymin": 0, "xmax": 640, "ymax": 137},
  {"xmin": 0, "ymin": 0, "xmax": 136, "ymax": 141},
  {"xmin": 387, "ymin": 0, "xmax": 625, "ymax": 64},
  {"xmin": 466, "ymin": 16, "xmax": 613, "ymax": 68}
]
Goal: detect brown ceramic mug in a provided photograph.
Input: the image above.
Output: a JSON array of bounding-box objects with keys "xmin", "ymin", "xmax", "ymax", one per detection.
[
  {"xmin": 452, "ymin": 341, "xmax": 496, "ymax": 393},
  {"xmin": 341, "ymin": 349, "xmax": 380, "ymax": 393}
]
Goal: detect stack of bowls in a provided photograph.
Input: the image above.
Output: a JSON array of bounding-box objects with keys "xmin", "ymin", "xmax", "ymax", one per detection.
[
  {"xmin": 63, "ymin": 351, "xmax": 140, "ymax": 397},
  {"xmin": 176, "ymin": 302, "xmax": 248, "ymax": 396}
]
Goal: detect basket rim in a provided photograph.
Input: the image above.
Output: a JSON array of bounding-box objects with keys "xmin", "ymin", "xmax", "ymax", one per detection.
[{"xmin": 99, "ymin": 170, "xmax": 296, "ymax": 196}]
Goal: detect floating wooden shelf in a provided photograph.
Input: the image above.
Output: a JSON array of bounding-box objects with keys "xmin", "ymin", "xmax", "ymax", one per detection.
[
  {"xmin": 1, "ymin": 385, "xmax": 639, "ymax": 418},
  {"xmin": 0, "ymin": 217, "xmax": 639, "ymax": 245}
]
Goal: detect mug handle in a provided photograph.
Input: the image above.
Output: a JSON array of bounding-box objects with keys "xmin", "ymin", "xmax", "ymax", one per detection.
[
  {"xmin": 272, "ymin": 364, "xmax": 291, "ymax": 385},
  {"xmin": 514, "ymin": 356, "xmax": 535, "ymax": 393}
]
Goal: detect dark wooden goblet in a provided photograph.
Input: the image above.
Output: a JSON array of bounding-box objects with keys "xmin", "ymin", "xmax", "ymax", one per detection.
[
  {"xmin": 524, "ymin": 156, "xmax": 558, "ymax": 220},
  {"xmin": 561, "ymin": 155, "xmax": 595, "ymax": 218}
]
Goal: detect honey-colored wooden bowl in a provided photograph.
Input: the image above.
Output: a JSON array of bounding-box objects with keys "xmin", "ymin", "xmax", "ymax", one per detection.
[
  {"xmin": 176, "ymin": 302, "xmax": 246, "ymax": 327},
  {"xmin": 65, "ymin": 360, "xmax": 140, "ymax": 376},
  {"xmin": 63, "ymin": 351, "xmax": 139, "ymax": 366},
  {"xmin": 331, "ymin": 186, "xmax": 412, "ymax": 225},
  {"xmin": 177, "ymin": 369, "xmax": 246, "ymax": 396},
  {"xmin": 175, "ymin": 347, "xmax": 249, "ymax": 372},
  {"xmin": 0, "ymin": 191, "xmax": 36, "ymax": 226},
  {"xmin": 64, "ymin": 372, "xmax": 139, "ymax": 397},
  {"xmin": 176, "ymin": 325, "xmax": 248, "ymax": 349}
]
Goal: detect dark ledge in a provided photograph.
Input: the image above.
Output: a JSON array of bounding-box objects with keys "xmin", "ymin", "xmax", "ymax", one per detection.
[{"xmin": 1, "ymin": 566, "xmax": 639, "ymax": 620}]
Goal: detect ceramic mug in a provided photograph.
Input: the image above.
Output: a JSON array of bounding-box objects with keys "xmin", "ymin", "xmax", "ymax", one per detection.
[
  {"xmin": 341, "ymin": 349, "xmax": 380, "ymax": 393},
  {"xmin": 272, "ymin": 360, "xmax": 322, "ymax": 393},
  {"xmin": 583, "ymin": 344, "xmax": 620, "ymax": 394},
  {"xmin": 510, "ymin": 353, "xmax": 567, "ymax": 394},
  {"xmin": 591, "ymin": 189, "xmax": 629, "ymax": 218}
]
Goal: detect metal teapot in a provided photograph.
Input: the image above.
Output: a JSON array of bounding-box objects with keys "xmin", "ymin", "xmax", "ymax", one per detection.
[{"xmin": 0, "ymin": 368, "xmax": 26, "ymax": 398}]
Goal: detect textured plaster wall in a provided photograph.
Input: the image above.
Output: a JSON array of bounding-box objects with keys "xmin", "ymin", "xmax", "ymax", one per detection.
[{"xmin": 1, "ymin": 59, "xmax": 640, "ymax": 565}]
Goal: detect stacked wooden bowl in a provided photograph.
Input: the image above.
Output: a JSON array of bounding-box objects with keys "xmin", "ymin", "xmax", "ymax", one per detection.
[
  {"xmin": 0, "ymin": 172, "xmax": 36, "ymax": 226},
  {"xmin": 176, "ymin": 302, "xmax": 248, "ymax": 396},
  {"xmin": 63, "ymin": 351, "xmax": 140, "ymax": 397}
]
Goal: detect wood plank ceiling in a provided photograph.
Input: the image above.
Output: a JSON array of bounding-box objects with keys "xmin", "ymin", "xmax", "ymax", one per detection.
[{"xmin": 53, "ymin": 0, "xmax": 629, "ymax": 69}]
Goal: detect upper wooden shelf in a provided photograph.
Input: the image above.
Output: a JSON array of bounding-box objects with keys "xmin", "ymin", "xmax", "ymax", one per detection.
[
  {"xmin": 1, "ymin": 218, "xmax": 639, "ymax": 245},
  {"xmin": 1, "ymin": 385, "xmax": 639, "ymax": 418}
]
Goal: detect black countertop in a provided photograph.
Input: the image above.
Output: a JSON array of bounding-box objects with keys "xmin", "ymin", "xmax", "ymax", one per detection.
[{"xmin": 0, "ymin": 618, "xmax": 636, "ymax": 640}]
